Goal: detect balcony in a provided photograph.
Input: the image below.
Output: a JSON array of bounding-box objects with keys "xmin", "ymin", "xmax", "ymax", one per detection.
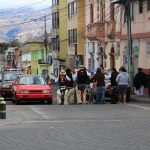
[{"xmin": 86, "ymin": 22, "xmax": 105, "ymax": 41}]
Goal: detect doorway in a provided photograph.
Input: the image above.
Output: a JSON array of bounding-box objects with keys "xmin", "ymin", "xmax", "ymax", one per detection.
[{"xmin": 110, "ymin": 47, "xmax": 115, "ymax": 69}]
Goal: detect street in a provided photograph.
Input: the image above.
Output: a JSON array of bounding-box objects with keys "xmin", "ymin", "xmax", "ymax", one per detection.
[{"xmin": 1, "ymin": 99, "xmax": 150, "ymax": 150}]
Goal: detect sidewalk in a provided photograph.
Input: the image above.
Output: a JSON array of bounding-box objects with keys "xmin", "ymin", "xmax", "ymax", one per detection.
[{"xmin": 131, "ymin": 95, "xmax": 150, "ymax": 104}]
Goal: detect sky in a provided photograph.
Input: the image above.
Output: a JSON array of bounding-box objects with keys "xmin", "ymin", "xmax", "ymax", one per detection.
[{"xmin": 0, "ymin": 0, "xmax": 52, "ymax": 9}]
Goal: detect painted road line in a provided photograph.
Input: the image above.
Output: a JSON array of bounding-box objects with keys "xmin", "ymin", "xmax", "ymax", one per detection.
[
  {"xmin": 127, "ymin": 104, "xmax": 150, "ymax": 110},
  {"xmin": 23, "ymin": 119, "xmax": 122, "ymax": 124},
  {"xmin": 28, "ymin": 106, "xmax": 49, "ymax": 119}
]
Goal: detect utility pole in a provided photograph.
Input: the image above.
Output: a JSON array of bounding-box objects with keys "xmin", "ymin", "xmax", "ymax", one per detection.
[
  {"xmin": 126, "ymin": 0, "xmax": 134, "ymax": 92},
  {"xmin": 44, "ymin": 16, "xmax": 48, "ymax": 75}
]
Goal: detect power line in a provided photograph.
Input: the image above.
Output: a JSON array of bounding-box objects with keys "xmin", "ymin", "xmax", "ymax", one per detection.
[
  {"xmin": 0, "ymin": 0, "xmax": 84, "ymax": 29},
  {"xmin": 0, "ymin": 6, "xmax": 51, "ymax": 20},
  {"xmin": 0, "ymin": 0, "xmax": 50, "ymax": 14},
  {"xmin": 1, "ymin": 1, "xmax": 116, "ymax": 43}
]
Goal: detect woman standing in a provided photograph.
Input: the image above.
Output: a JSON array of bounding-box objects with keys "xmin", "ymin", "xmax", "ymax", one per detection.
[
  {"xmin": 93, "ymin": 68, "xmax": 105, "ymax": 104},
  {"xmin": 116, "ymin": 66, "xmax": 129, "ymax": 104}
]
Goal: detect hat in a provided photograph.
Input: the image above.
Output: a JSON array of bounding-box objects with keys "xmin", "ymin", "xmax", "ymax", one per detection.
[{"xmin": 60, "ymin": 70, "xmax": 66, "ymax": 75}]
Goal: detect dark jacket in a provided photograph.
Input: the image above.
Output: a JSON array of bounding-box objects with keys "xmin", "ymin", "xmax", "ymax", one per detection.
[
  {"xmin": 110, "ymin": 71, "xmax": 119, "ymax": 86},
  {"xmin": 77, "ymin": 68, "xmax": 88, "ymax": 84},
  {"xmin": 93, "ymin": 73, "xmax": 105, "ymax": 87},
  {"xmin": 133, "ymin": 71, "xmax": 146, "ymax": 90},
  {"xmin": 66, "ymin": 69, "xmax": 73, "ymax": 87}
]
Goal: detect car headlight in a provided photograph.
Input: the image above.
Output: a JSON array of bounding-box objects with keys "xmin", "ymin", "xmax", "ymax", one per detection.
[
  {"xmin": 43, "ymin": 89, "xmax": 50, "ymax": 93},
  {"xmin": 20, "ymin": 90, "xmax": 29, "ymax": 94},
  {"xmin": 2, "ymin": 84, "xmax": 10, "ymax": 88}
]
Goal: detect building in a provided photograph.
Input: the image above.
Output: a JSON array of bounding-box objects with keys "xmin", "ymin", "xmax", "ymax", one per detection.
[
  {"xmin": 116, "ymin": 0, "xmax": 150, "ymax": 74},
  {"xmin": 51, "ymin": 0, "xmax": 67, "ymax": 76},
  {"xmin": 85, "ymin": 0, "xmax": 120, "ymax": 71},
  {"xmin": 51, "ymin": 0, "xmax": 86, "ymax": 75},
  {"xmin": 0, "ymin": 43, "xmax": 9, "ymax": 71},
  {"xmin": 20, "ymin": 35, "xmax": 52, "ymax": 75}
]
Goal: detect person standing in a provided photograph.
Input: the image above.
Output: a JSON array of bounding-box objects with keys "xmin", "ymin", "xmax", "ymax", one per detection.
[
  {"xmin": 133, "ymin": 68, "xmax": 146, "ymax": 96},
  {"xmin": 73, "ymin": 65, "xmax": 91, "ymax": 104},
  {"xmin": 93, "ymin": 68, "xmax": 105, "ymax": 104},
  {"xmin": 66, "ymin": 68, "xmax": 75, "ymax": 104},
  {"xmin": 55, "ymin": 70, "xmax": 71, "ymax": 105},
  {"xmin": 110, "ymin": 68, "xmax": 119, "ymax": 87},
  {"xmin": 145, "ymin": 69, "xmax": 150, "ymax": 97},
  {"xmin": 116, "ymin": 66, "xmax": 129, "ymax": 104}
]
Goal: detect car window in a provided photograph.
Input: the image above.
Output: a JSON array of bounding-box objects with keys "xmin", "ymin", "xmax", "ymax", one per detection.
[
  {"xmin": 3, "ymin": 72, "xmax": 24, "ymax": 81},
  {"xmin": 19, "ymin": 76, "xmax": 46, "ymax": 85}
]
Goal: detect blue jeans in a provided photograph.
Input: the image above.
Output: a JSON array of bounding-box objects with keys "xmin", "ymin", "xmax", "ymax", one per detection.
[{"xmin": 96, "ymin": 86, "xmax": 105, "ymax": 104}]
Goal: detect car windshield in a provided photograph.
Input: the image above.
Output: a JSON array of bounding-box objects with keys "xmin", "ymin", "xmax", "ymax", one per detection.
[
  {"xmin": 3, "ymin": 72, "xmax": 23, "ymax": 81},
  {"xmin": 18, "ymin": 76, "xmax": 46, "ymax": 85}
]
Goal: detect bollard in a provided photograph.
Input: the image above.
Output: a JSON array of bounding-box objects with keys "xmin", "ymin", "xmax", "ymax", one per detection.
[{"xmin": 0, "ymin": 97, "xmax": 6, "ymax": 119}]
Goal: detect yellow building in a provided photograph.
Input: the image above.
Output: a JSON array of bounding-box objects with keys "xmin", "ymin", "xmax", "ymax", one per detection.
[
  {"xmin": 51, "ymin": 0, "xmax": 86, "ymax": 73},
  {"xmin": 51, "ymin": 0, "xmax": 67, "ymax": 75},
  {"xmin": 66, "ymin": 0, "xmax": 85, "ymax": 68}
]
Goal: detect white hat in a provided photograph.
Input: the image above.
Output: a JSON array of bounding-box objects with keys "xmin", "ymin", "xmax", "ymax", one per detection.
[{"xmin": 60, "ymin": 70, "xmax": 66, "ymax": 75}]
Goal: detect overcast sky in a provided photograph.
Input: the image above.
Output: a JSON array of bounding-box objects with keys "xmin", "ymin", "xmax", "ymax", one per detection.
[{"xmin": 0, "ymin": 0, "xmax": 52, "ymax": 9}]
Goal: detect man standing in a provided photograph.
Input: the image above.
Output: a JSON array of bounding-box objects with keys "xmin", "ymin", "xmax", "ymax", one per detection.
[
  {"xmin": 145, "ymin": 69, "xmax": 150, "ymax": 97},
  {"xmin": 133, "ymin": 68, "xmax": 146, "ymax": 96}
]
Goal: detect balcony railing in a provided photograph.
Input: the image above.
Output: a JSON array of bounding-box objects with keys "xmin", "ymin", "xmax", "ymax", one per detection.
[{"xmin": 86, "ymin": 22, "xmax": 105, "ymax": 41}]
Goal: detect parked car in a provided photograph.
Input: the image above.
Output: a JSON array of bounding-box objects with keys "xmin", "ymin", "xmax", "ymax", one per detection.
[
  {"xmin": 11, "ymin": 75, "xmax": 53, "ymax": 105},
  {"xmin": 0, "ymin": 69, "xmax": 24, "ymax": 100}
]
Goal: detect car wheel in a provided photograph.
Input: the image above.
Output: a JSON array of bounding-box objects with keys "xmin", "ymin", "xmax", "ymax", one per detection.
[{"xmin": 47, "ymin": 98, "xmax": 52, "ymax": 105}]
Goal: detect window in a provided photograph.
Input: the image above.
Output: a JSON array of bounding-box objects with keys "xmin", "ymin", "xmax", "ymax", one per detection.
[
  {"xmin": 52, "ymin": 12, "xmax": 59, "ymax": 29},
  {"xmin": 139, "ymin": 0, "xmax": 143, "ymax": 13},
  {"xmin": 90, "ymin": 4, "xmax": 94, "ymax": 23},
  {"xmin": 52, "ymin": 0, "xmax": 59, "ymax": 6},
  {"xmin": 68, "ymin": 0, "xmax": 77, "ymax": 19},
  {"xmin": 146, "ymin": 40, "xmax": 150, "ymax": 55},
  {"xmin": 68, "ymin": 29, "xmax": 77, "ymax": 45},
  {"xmin": 147, "ymin": 0, "xmax": 150, "ymax": 11},
  {"xmin": 52, "ymin": 35, "xmax": 60, "ymax": 51}
]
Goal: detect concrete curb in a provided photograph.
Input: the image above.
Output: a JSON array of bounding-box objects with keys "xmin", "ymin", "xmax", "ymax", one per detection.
[{"xmin": 130, "ymin": 98, "xmax": 150, "ymax": 104}]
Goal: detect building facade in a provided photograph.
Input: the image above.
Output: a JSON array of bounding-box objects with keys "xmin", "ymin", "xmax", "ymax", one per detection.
[
  {"xmin": 118, "ymin": 0, "xmax": 150, "ymax": 74},
  {"xmin": 51, "ymin": 0, "xmax": 67, "ymax": 76},
  {"xmin": 51, "ymin": 0, "xmax": 86, "ymax": 73},
  {"xmin": 85, "ymin": 0, "xmax": 121, "ymax": 71}
]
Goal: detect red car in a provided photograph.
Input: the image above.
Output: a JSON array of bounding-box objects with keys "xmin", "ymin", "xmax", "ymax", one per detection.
[{"xmin": 11, "ymin": 75, "xmax": 53, "ymax": 105}]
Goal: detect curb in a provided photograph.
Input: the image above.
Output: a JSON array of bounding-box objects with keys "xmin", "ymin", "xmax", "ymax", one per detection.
[{"xmin": 130, "ymin": 98, "xmax": 150, "ymax": 104}]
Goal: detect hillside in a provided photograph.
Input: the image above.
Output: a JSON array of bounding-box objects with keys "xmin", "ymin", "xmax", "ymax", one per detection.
[{"xmin": 0, "ymin": 7, "xmax": 51, "ymax": 43}]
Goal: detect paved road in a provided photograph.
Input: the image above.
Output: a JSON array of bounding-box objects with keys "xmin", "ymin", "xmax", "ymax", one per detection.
[{"xmin": 1, "ymin": 101, "xmax": 150, "ymax": 150}]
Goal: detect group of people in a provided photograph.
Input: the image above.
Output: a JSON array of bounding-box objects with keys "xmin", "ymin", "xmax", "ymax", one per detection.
[{"xmin": 54, "ymin": 65, "xmax": 130, "ymax": 105}]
